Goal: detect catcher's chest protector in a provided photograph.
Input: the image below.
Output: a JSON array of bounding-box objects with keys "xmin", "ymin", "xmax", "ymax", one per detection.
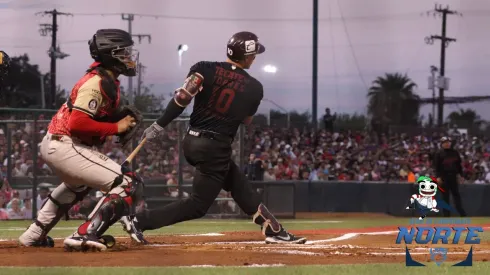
[{"xmin": 66, "ymin": 66, "xmax": 121, "ymax": 121}]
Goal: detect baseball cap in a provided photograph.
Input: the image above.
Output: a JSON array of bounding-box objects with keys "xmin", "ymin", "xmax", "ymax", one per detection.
[{"xmin": 440, "ymin": 136, "xmax": 451, "ymax": 143}]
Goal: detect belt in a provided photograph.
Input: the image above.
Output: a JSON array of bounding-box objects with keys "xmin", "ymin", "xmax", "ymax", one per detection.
[
  {"xmin": 187, "ymin": 128, "xmax": 233, "ymax": 143},
  {"xmin": 48, "ymin": 134, "xmax": 92, "ymax": 147}
]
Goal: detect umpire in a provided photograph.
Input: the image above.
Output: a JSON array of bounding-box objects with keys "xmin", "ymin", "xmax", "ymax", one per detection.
[{"xmin": 433, "ymin": 136, "xmax": 467, "ymax": 217}]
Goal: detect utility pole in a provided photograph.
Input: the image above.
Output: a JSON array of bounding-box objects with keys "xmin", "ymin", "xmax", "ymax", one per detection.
[
  {"xmin": 121, "ymin": 13, "xmax": 151, "ymax": 104},
  {"xmin": 312, "ymin": 0, "xmax": 319, "ymax": 130},
  {"xmin": 36, "ymin": 10, "xmax": 72, "ymax": 108},
  {"xmin": 424, "ymin": 4, "xmax": 461, "ymax": 127}
]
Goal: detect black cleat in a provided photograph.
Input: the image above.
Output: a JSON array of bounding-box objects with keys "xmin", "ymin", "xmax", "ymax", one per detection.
[
  {"xmin": 265, "ymin": 228, "xmax": 307, "ymax": 244},
  {"xmin": 120, "ymin": 216, "xmax": 149, "ymax": 244}
]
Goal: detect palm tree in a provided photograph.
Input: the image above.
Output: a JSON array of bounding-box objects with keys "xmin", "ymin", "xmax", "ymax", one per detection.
[
  {"xmin": 446, "ymin": 108, "xmax": 483, "ymax": 129},
  {"xmin": 367, "ymin": 73, "xmax": 420, "ymax": 128}
]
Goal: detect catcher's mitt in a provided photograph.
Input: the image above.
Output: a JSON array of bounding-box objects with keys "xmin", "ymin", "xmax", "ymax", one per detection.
[{"xmin": 110, "ymin": 105, "xmax": 143, "ymax": 148}]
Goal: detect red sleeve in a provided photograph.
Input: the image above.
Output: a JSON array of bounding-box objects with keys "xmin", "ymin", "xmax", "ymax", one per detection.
[{"xmin": 68, "ymin": 109, "xmax": 118, "ymax": 137}]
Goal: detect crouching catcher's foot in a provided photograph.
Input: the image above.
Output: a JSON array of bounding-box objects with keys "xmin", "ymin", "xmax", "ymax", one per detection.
[
  {"xmin": 63, "ymin": 234, "xmax": 108, "ymax": 252},
  {"xmin": 19, "ymin": 235, "xmax": 55, "ymax": 248}
]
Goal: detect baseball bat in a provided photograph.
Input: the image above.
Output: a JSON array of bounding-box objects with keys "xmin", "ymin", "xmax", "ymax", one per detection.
[{"xmin": 121, "ymin": 138, "xmax": 147, "ymax": 173}]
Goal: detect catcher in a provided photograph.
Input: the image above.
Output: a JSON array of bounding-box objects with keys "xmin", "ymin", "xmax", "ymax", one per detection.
[{"xmin": 19, "ymin": 29, "xmax": 144, "ymax": 251}]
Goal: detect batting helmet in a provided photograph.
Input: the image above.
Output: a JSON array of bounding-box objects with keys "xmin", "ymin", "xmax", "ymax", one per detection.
[
  {"xmin": 226, "ymin": 31, "xmax": 265, "ymax": 62},
  {"xmin": 0, "ymin": 50, "xmax": 11, "ymax": 82},
  {"xmin": 88, "ymin": 29, "xmax": 139, "ymax": 76}
]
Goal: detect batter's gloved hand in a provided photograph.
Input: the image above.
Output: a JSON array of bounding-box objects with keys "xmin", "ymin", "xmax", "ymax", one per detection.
[{"xmin": 140, "ymin": 122, "xmax": 164, "ymax": 143}]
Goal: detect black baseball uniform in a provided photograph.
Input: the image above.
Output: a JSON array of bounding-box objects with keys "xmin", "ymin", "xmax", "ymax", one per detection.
[
  {"xmin": 433, "ymin": 147, "xmax": 467, "ymax": 217},
  {"xmin": 131, "ymin": 31, "xmax": 306, "ymax": 245},
  {"xmin": 135, "ymin": 61, "xmax": 264, "ymax": 229}
]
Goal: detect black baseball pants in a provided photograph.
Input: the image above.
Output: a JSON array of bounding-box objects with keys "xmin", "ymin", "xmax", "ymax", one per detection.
[
  {"xmin": 441, "ymin": 176, "xmax": 467, "ymax": 217},
  {"xmin": 135, "ymin": 134, "xmax": 262, "ymax": 231}
]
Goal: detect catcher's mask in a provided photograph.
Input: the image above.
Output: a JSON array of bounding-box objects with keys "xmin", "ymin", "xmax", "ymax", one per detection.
[{"xmin": 89, "ymin": 29, "xmax": 139, "ymax": 77}]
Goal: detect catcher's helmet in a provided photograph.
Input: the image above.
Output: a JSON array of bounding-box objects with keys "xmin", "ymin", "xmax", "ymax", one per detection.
[
  {"xmin": 88, "ymin": 29, "xmax": 139, "ymax": 76},
  {"xmin": 226, "ymin": 31, "xmax": 265, "ymax": 62},
  {"xmin": 0, "ymin": 50, "xmax": 11, "ymax": 82}
]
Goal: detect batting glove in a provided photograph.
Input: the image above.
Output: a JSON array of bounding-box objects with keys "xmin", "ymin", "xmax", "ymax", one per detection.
[{"xmin": 140, "ymin": 122, "xmax": 164, "ymax": 143}]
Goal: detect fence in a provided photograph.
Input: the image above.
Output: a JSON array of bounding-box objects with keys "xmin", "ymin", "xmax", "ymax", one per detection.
[{"xmin": 0, "ymin": 108, "xmax": 246, "ymax": 220}]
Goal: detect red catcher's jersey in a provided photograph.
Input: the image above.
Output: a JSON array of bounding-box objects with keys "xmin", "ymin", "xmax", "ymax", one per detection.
[{"xmin": 48, "ymin": 63, "xmax": 120, "ymax": 145}]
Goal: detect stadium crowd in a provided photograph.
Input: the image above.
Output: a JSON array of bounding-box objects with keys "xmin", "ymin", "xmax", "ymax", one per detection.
[{"xmin": 2, "ymin": 113, "xmax": 490, "ymax": 219}]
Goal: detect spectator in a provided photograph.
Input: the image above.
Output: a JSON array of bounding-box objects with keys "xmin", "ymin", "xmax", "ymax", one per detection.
[
  {"xmin": 0, "ymin": 192, "xmax": 8, "ymax": 220},
  {"xmin": 6, "ymin": 190, "xmax": 23, "ymax": 209},
  {"xmin": 37, "ymin": 187, "xmax": 50, "ymax": 209},
  {"xmin": 7, "ymin": 198, "xmax": 24, "ymax": 219},
  {"xmin": 323, "ymin": 108, "xmax": 336, "ymax": 132},
  {"xmin": 21, "ymin": 198, "xmax": 33, "ymax": 220},
  {"xmin": 244, "ymin": 153, "xmax": 264, "ymax": 181},
  {"xmin": 263, "ymin": 167, "xmax": 276, "ymax": 180},
  {"xmin": 12, "ymin": 160, "xmax": 25, "ymax": 176},
  {"xmin": 167, "ymin": 170, "xmax": 189, "ymax": 198}
]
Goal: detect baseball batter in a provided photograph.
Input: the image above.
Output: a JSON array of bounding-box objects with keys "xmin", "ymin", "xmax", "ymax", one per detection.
[
  {"xmin": 121, "ymin": 31, "xmax": 306, "ymax": 244},
  {"xmin": 19, "ymin": 29, "xmax": 144, "ymax": 251}
]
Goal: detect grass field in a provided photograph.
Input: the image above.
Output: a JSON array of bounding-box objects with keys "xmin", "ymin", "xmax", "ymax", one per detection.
[{"xmin": 0, "ymin": 216, "xmax": 489, "ymax": 275}]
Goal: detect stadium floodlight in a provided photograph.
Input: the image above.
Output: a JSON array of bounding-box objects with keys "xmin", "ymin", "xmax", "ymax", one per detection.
[
  {"xmin": 177, "ymin": 44, "xmax": 189, "ymax": 67},
  {"xmin": 263, "ymin": 65, "xmax": 277, "ymax": 74}
]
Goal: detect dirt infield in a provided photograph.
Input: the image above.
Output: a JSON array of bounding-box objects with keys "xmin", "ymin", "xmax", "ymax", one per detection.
[{"xmin": 1, "ymin": 226, "xmax": 489, "ymax": 267}]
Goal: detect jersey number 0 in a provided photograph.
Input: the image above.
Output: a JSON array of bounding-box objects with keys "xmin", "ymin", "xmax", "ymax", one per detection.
[{"xmin": 215, "ymin": 89, "xmax": 235, "ymax": 113}]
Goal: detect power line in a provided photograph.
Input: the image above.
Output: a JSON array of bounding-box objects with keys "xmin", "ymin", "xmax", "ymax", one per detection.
[
  {"xmin": 336, "ymin": 0, "xmax": 368, "ymax": 90},
  {"xmin": 68, "ymin": 9, "xmax": 490, "ymax": 22}
]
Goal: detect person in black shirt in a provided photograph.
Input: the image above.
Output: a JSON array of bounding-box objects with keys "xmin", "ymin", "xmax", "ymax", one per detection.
[
  {"xmin": 121, "ymin": 31, "xmax": 306, "ymax": 245},
  {"xmin": 322, "ymin": 108, "xmax": 336, "ymax": 132},
  {"xmin": 433, "ymin": 136, "xmax": 467, "ymax": 217},
  {"xmin": 245, "ymin": 153, "xmax": 264, "ymax": 181}
]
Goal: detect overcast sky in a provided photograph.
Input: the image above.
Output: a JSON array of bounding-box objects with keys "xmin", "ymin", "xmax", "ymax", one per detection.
[{"xmin": 1, "ymin": 0, "xmax": 490, "ymax": 120}]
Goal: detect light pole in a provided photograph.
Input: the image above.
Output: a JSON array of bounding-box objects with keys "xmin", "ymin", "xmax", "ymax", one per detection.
[
  {"xmin": 262, "ymin": 98, "xmax": 289, "ymax": 128},
  {"xmin": 177, "ymin": 44, "xmax": 188, "ymax": 68}
]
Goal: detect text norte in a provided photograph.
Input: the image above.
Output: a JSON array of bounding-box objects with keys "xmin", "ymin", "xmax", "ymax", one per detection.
[{"xmin": 395, "ymin": 226, "xmax": 484, "ymax": 244}]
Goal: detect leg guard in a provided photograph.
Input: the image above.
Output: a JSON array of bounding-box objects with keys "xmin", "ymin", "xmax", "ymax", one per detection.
[
  {"xmin": 75, "ymin": 173, "xmax": 144, "ymax": 238},
  {"xmin": 252, "ymin": 203, "xmax": 282, "ymax": 236},
  {"xmin": 76, "ymin": 193, "xmax": 130, "ymax": 238},
  {"xmin": 19, "ymin": 183, "xmax": 90, "ymax": 247}
]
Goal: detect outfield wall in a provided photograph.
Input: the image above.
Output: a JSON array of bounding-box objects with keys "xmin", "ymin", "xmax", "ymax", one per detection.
[{"xmin": 9, "ymin": 177, "xmax": 490, "ymax": 218}]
